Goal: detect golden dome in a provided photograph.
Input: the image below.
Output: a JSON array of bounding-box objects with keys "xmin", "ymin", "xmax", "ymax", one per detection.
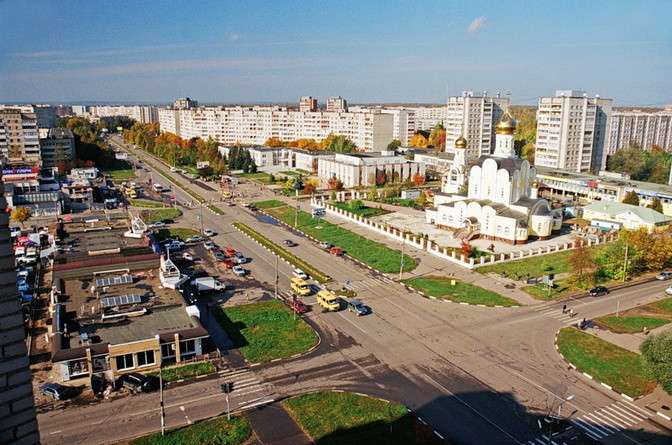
[
  {"xmin": 455, "ymin": 136, "xmax": 468, "ymax": 149},
  {"xmin": 495, "ymin": 111, "xmax": 517, "ymax": 135}
]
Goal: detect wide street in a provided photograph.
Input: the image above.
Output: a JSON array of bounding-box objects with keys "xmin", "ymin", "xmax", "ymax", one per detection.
[{"xmin": 38, "ymin": 137, "xmax": 672, "ymax": 444}]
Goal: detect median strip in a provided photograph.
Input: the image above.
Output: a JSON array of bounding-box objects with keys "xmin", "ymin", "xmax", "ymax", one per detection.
[{"xmin": 232, "ymin": 222, "xmax": 331, "ymax": 283}]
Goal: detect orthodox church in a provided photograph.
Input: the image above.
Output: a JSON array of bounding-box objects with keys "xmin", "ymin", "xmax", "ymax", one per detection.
[{"xmin": 425, "ymin": 112, "xmax": 563, "ymax": 244}]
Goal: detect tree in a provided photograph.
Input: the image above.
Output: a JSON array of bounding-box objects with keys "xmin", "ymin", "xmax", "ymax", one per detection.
[
  {"xmin": 409, "ymin": 133, "xmax": 429, "ymax": 148},
  {"xmin": 367, "ymin": 186, "xmax": 378, "ymax": 200},
  {"xmin": 55, "ymin": 160, "xmax": 74, "ymax": 175},
  {"xmin": 349, "ymin": 199, "xmax": 364, "ymax": 210},
  {"xmin": 249, "ymin": 159, "xmax": 258, "ymax": 173},
  {"xmin": 622, "ymin": 190, "xmax": 640, "ymax": 206},
  {"xmin": 387, "ymin": 139, "xmax": 401, "ymax": 151},
  {"xmin": 567, "ymin": 238, "xmax": 597, "ymax": 289},
  {"xmin": 412, "ymin": 173, "xmax": 426, "ymax": 186},
  {"xmin": 328, "ymin": 135, "xmax": 357, "ymax": 153},
  {"xmin": 265, "ymin": 137, "xmax": 284, "ymax": 147},
  {"xmin": 198, "ymin": 165, "xmax": 215, "ymax": 178},
  {"xmin": 607, "ymin": 142, "xmax": 647, "ymax": 179},
  {"xmin": 520, "ymin": 143, "xmax": 535, "ymax": 164},
  {"xmin": 428, "ymin": 123, "xmax": 446, "ymax": 151},
  {"xmin": 640, "ymin": 329, "xmax": 672, "ymax": 395},
  {"xmin": 417, "ymin": 191, "xmax": 427, "ymax": 206},
  {"xmin": 11, "ymin": 207, "xmax": 32, "ymax": 228},
  {"xmin": 375, "ymin": 170, "xmax": 386, "ymax": 186},
  {"xmin": 648, "ymin": 197, "xmax": 664, "ymax": 213},
  {"xmin": 303, "ymin": 179, "xmax": 318, "ymax": 195},
  {"xmin": 327, "ymin": 176, "xmax": 343, "ymax": 191},
  {"xmin": 595, "ymin": 233, "xmax": 642, "ymax": 281}
]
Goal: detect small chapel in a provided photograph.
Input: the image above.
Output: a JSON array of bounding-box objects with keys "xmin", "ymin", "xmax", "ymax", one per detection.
[{"xmin": 425, "ymin": 112, "xmax": 563, "ymax": 244}]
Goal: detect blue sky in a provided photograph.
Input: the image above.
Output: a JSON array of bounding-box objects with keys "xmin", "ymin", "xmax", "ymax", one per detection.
[{"xmin": 1, "ymin": 0, "xmax": 670, "ymax": 106}]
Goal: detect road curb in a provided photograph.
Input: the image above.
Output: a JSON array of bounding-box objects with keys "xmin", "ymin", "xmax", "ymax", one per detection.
[
  {"xmin": 554, "ymin": 330, "xmax": 642, "ymax": 402},
  {"xmin": 403, "ymin": 284, "xmax": 520, "ymax": 308}
]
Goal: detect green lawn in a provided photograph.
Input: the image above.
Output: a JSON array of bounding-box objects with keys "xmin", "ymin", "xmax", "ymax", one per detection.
[
  {"xmin": 477, "ymin": 250, "xmax": 574, "ymax": 278},
  {"xmin": 593, "ymin": 316, "xmax": 670, "ymax": 334},
  {"xmin": 140, "ymin": 208, "xmax": 182, "ymax": 224},
  {"xmin": 556, "ymin": 327, "xmax": 656, "ymax": 398},
  {"xmin": 283, "ymin": 392, "xmax": 443, "ymax": 445},
  {"xmin": 401, "ymin": 276, "xmax": 518, "ymax": 306},
  {"xmin": 213, "ymin": 299, "xmax": 318, "ymax": 364},
  {"xmin": 257, "ymin": 201, "xmax": 418, "ymax": 273},
  {"xmin": 153, "ymin": 227, "xmax": 201, "ymax": 242},
  {"xmin": 376, "ymin": 198, "xmax": 417, "ymax": 207},
  {"xmin": 655, "ymin": 298, "xmax": 672, "ymax": 313},
  {"xmin": 296, "ymin": 168, "xmax": 312, "ymax": 175},
  {"xmin": 233, "ymin": 222, "xmax": 331, "ymax": 283},
  {"xmin": 238, "ymin": 172, "xmax": 274, "ymax": 184},
  {"xmin": 129, "ymin": 199, "xmax": 164, "ymax": 208},
  {"xmin": 107, "ymin": 159, "xmax": 137, "ymax": 179},
  {"xmin": 146, "ymin": 362, "xmax": 216, "ymax": 382},
  {"xmin": 131, "ymin": 415, "xmax": 251, "ymax": 445},
  {"xmin": 521, "ymin": 278, "xmax": 575, "ymax": 300},
  {"xmin": 279, "ymin": 170, "xmax": 299, "ymax": 176},
  {"xmin": 207, "ymin": 204, "xmax": 225, "ymax": 215},
  {"xmin": 253, "ymin": 199, "xmax": 285, "ymax": 209},
  {"xmin": 331, "ymin": 201, "xmax": 392, "ymax": 218}
]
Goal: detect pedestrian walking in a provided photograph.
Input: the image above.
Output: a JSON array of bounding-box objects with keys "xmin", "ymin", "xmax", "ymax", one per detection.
[
  {"xmin": 569, "ymin": 308, "xmax": 575, "ymax": 317},
  {"xmin": 562, "ymin": 304, "xmax": 567, "ymax": 314}
]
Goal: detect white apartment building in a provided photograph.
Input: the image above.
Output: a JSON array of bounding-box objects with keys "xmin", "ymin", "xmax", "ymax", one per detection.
[
  {"xmin": 318, "ymin": 151, "xmax": 425, "ymax": 188},
  {"xmin": 89, "ymin": 105, "xmax": 159, "ymax": 123},
  {"xmin": 327, "ymin": 96, "xmax": 348, "ymax": 112},
  {"xmin": 299, "ymin": 96, "xmax": 317, "ymax": 112},
  {"xmin": 405, "ymin": 106, "xmax": 446, "ymax": 131},
  {"xmin": 444, "ymin": 91, "xmax": 508, "ymax": 159},
  {"xmin": 39, "ymin": 128, "xmax": 75, "ymax": 167},
  {"xmin": 0, "ymin": 104, "xmax": 57, "ymax": 129},
  {"xmin": 71, "ymin": 105, "xmax": 88, "ymax": 116},
  {"xmin": 160, "ymin": 106, "xmax": 394, "ymax": 151},
  {"xmin": 173, "ymin": 97, "xmax": 198, "ymax": 109},
  {"xmin": 608, "ymin": 107, "xmax": 672, "ymax": 154},
  {"xmin": 535, "ymin": 90, "xmax": 612, "ymax": 173},
  {"xmin": 0, "ymin": 108, "xmax": 41, "ymax": 164},
  {"xmin": 350, "ymin": 106, "xmax": 415, "ymax": 146}
]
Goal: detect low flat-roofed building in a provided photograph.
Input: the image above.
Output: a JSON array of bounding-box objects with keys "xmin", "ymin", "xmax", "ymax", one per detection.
[
  {"xmin": 318, "ymin": 150, "xmax": 425, "ymax": 188},
  {"xmin": 581, "ymin": 201, "xmax": 672, "ymax": 232},
  {"xmin": 62, "ymin": 171, "xmax": 94, "ymax": 211}
]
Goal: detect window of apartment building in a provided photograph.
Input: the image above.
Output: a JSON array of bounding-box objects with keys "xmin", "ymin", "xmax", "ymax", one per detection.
[
  {"xmin": 161, "ymin": 343, "xmax": 175, "ymax": 358},
  {"xmin": 136, "ymin": 350, "xmax": 156, "ymax": 368},
  {"xmin": 67, "ymin": 358, "xmax": 89, "ymax": 377},
  {"xmin": 115, "ymin": 353, "xmax": 134, "ymax": 371},
  {"xmin": 180, "ymin": 339, "xmax": 196, "ymax": 354}
]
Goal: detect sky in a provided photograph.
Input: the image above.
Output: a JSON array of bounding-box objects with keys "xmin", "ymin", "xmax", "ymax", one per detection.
[{"xmin": 1, "ymin": 0, "xmax": 671, "ymax": 106}]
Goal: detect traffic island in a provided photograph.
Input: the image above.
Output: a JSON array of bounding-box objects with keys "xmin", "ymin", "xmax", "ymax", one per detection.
[
  {"xmin": 402, "ymin": 276, "xmax": 519, "ymax": 307},
  {"xmin": 130, "ymin": 414, "xmax": 251, "ymax": 445},
  {"xmin": 555, "ymin": 327, "xmax": 656, "ymax": 399},
  {"xmin": 594, "ymin": 297, "xmax": 672, "ymax": 334},
  {"xmin": 282, "ymin": 391, "xmax": 445, "ymax": 445},
  {"xmin": 213, "ymin": 300, "xmax": 319, "ymax": 364}
]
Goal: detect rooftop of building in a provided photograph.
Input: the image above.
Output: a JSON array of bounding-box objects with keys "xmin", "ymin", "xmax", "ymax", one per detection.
[
  {"xmin": 536, "ymin": 167, "xmax": 672, "ymax": 197},
  {"xmin": 582, "ymin": 201, "xmax": 672, "ymax": 224}
]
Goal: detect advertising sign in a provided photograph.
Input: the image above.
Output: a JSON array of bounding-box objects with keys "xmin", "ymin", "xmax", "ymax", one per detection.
[
  {"xmin": 2, "ymin": 167, "xmax": 38, "ymax": 175},
  {"xmin": 312, "ymin": 207, "xmax": 326, "ymax": 218}
]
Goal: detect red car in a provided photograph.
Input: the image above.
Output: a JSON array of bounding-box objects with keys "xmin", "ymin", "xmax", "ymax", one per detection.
[
  {"xmin": 224, "ymin": 248, "xmax": 237, "ymax": 256},
  {"xmin": 330, "ymin": 246, "xmax": 343, "ymax": 256},
  {"xmin": 222, "ymin": 258, "xmax": 234, "ymax": 269},
  {"xmin": 288, "ymin": 299, "xmax": 309, "ymax": 313}
]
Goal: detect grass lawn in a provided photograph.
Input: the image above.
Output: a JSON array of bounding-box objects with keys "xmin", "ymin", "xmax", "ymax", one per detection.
[
  {"xmin": 213, "ymin": 299, "xmax": 318, "ymax": 364},
  {"xmin": 238, "ymin": 172, "xmax": 274, "ymax": 184},
  {"xmin": 107, "ymin": 159, "xmax": 137, "ymax": 179},
  {"xmin": 521, "ymin": 278, "xmax": 575, "ymax": 300},
  {"xmin": 331, "ymin": 201, "xmax": 392, "ymax": 218},
  {"xmin": 283, "ymin": 392, "xmax": 443, "ymax": 445},
  {"xmin": 377, "ymin": 198, "xmax": 417, "ymax": 207},
  {"xmin": 129, "ymin": 199, "xmax": 164, "ymax": 208},
  {"xmin": 207, "ymin": 204, "xmax": 225, "ymax": 215},
  {"xmin": 593, "ymin": 316, "xmax": 670, "ymax": 334},
  {"xmin": 254, "ymin": 199, "xmax": 285, "ymax": 209},
  {"xmin": 477, "ymin": 250, "xmax": 574, "ymax": 278},
  {"xmin": 233, "ymin": 222, "xmax": 331, "ymax": 283},
  {"xmin": 556, "ymin": 327, "xmax": 656, "ymax": 398},
  {"xmin": 139, "ymin": 208, "xmax": 182, "ymax": 224},
  {"xmin": 401, "ymin": 276, "xmax": 518, "ymax": 306},
  {"xmin": 146, "ymin": 362, "xmax": 216, "ymax": 382},
  {"xmin": 279, "ymin": 170, "xmax": 298, "ymax": 176},
  {"xmin": 257, "ymin": 201, "xmax": 418, "ymax": 273},
  {"xmin": 130, "ymin": 415, "xmax": 250, "ymax": 445},
  {"xmin": 655, "ymin": 298, "xmax": 672, "ymax": 313},
  {"xmin": 153, "ymin": 227, "xmax": 201, "ymax": 242}
]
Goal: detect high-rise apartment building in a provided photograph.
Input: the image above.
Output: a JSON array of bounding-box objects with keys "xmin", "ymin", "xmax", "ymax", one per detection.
[
  {"xmin": 173, "ymin": 97, "xmax": 198, "ymax": 109},
  {"xmin": 445, "ymin": 91, "xmax": 508, "ymax": 159},
  {"xmin": 0, "ymin": 179, "xmax": 40, "ymax": 444},
  {"xmin": 0, "ymin": 104, "xmax": 57, "ymax": 129},
  {"xmin": 405, "ymin": 106, "xmax": 447, "ymax": 132},
  {"xmin": 0, "ymin": 109, "xmax": 41, "ymax": 165},
  {"xmin": 159, "ymin": 106, "xmax": 394, "ymax": 151},
  {"xmin": 88, "ymin": 105, "xmax": 159, "ymax": 123},
  {"xmin": 535, "ymin": 90, "xmax": 612, "ymax": 172},
  {"xmin": 608, "ymin": 108, "xmax": 672, "ymax": 154},
  {"xmin": 326, "ymin": 96, "xmax": 348, "ymax": 112},
  {"xmin": 349, "ymin": 106, "xmax": 415, "ymax": 146},
  {"xmin": 299, "ymin": 96, "xmax": 318, "ymax": 112}
]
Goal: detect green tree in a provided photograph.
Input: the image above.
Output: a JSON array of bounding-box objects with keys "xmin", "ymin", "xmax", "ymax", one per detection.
[
  {"xmin": 640, "ymin": 329, "xmax": 672, "ymax": 395},
  {"xmin": 648, "ymin": 197, "xmax": 664, "ymax": 213},
  {"xmin": 622, "ymin": 190, "xmax": 640, "ymax": 206},
  {"xmin": 567, "ymin": 238, "xmax": 597, "ymax": 288},
  {"xmin": 607, "ymin": 142, "xmax": 647, "ymax": 179},
  {"xmin": 198, "ymin": 166, "xmax": 215, "ymax": 178},
  {"xmin": 349, "ymin": 199, "xmax": 364, "ymax": 210},
  {"xmin": 11, "ymin": 207, "xmax": 33, "ymax": 228},
  {"xmin": 595, "ymin": 233, "xmax": 642, "ymax": 281},
  {"xmin": 367, "ymin": 186, "xmax": 377, "ymax": 200},
  {"xmin": 328, "ymin": 135, "xmax": 357, "ymax": 153},
  {"xmin": 387, "ymin": 139, "xmax": 401, "ymax": 151}
]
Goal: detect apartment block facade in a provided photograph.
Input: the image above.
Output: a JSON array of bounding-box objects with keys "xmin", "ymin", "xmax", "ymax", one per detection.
[
  {"xmin": 88, "ymin": 105, "xmax": 159, "ymax": 123},
  {"xmin": 299, "ymin": 96, "xmax": 317, "ymax": 112},
  {"xmin": 535, "ymin": 90, "xmax": 612, "ymax": 172},
  {"xmin": 445, "ymin": 92, "xmax": 508, "ymax": 159},
  {"xmin": 405, "ymin": 106, "xmax": 446, "ymax": 132},
  {"xmin": 608, "ymin": 108, "xmax": 672, "ymax": 154},
  {"xmin": 0, "ymin": 109, "xmax": 41, "ymax": 165},
  {"xmin": 0, "ymin": 104, "xmax": 57, "ymax": 130},
  {"xmin": 159, "ymin": 106, "xmax": 394, "ymax": 151},
  {"xmin": 327, "ymin": 96, "xmax": 348, "ymax": 112},
  {"xmin": 39, "ymin": 128, "xmax": 76, "ymax": 167}
]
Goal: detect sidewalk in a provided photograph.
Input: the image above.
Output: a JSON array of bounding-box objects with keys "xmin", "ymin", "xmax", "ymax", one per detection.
[{"xmin": 245, "ymin": 403, "xmax": 312, "ymax": 445}]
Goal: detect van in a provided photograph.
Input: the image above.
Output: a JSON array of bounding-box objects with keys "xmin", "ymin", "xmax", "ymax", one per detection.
[
  {"xmin": 290, "ymin": 277, "xmax": 312, "ymax": 296},
  {"xmin": 222, "ymin": 190, "xmax": 232, "ymax": 199},
  {"xmin": 153, "ymin": 183, "xmax": 163, "ymax": 192}
]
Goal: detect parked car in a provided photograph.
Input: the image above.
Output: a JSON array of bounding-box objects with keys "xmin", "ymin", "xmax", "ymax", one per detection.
[
  {"xmin": 185, "ymin": 235, "xmax": 205, "ymax": 243},
  {"xmin": 234, "ymin": 252, "xmax": 247, "ymax": 264},
  {"xmin": 203, "ymin": 229, "xmax": 215, "ymax": 237},
  {"xmin": 232, "ymin": 265, "xmax": 246, "ymax": 276},
  {"xmin": 183, "ymin": 253, "xmax": 194, "ymax": 261},
  {"xmin": 241, "ymin": 202, "xmax": 250, "ymax": 208},
  {"xmin": 288, "ymin": 299, "xmax": 309, "ymax": 313},
  {"xmin": 292, "ymin": 268, "xmax": 308, "ymax": 279},
  {"xmin": 589, "ymin": 286, "xmax": 610, "ymax": 297},
  {"xmin": 203, "ymin": 241, "xmax": 215, "ymax": 250},
  {"xmin": 18, "ymin": 281, "xmax": 30, "ymax": 293},
  {"xmin": 222, "ymin": 258, "xmax": 235, "ymax": 269},
  {"xmin": 120, "ymin": 372, "xmax": 155, "ymax": 393},
  {"xmin": 318, "ymin": 241, "xmax": 333, "ymax": 250},
  {"xmin": 213, "ymin": 252, "xmax": 226, "ymax": 261},
  {"xmin": 347, "ymin": 300, "xmax": 368, "ymax": 316},
  {"xmin": 224, "ymin": 248, "xmax": 237, "ymax": 256},
  {"xmin": 316, "ymin": 290, "xmax": 340, "ymax": 311},
  {"xmin": 283, "ymin": 239, "xmax": 297, "ymax": 247},
  {"xmin": 666, "ymin": 287, "xmax": 672, "ymax": 296},
  {"xmin": 39, "ymin": 383, "xmax": 75, "ymax": 401},
  {"xmin": 224, "ymin": 201, "xmax": 235, "ymax": 206},
  {"xmin": 412, "ymin": 206, "xmax": 426, "ymax": 212},
  {"xmin": 148, "ymin": 221, "xmax": 166, "ymax": 229},
  {"xmin": 656, "ymin": 271, "xmax": 672, "ymax": 280},
  {"xmin": 330, "ymin": 246, "xmax": 343, "ymax": 256},
  {"xmin": 159, "ymin": 219, "xmax": 175, "ymax": 224}
]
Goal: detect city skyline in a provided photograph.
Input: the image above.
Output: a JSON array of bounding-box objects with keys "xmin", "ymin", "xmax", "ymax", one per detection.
[{"xmin": 1, "ymin": 1, "xmax": 671, "ymax": 106}]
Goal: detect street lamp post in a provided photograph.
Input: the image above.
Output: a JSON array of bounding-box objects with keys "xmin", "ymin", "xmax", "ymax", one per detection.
[
  {"xmin": 548, "ymin": 394, "xmax": 574, "ymax": 445},
  {"xmin": 159, "ymin": 365, "xmax": 165, "ymax": 436},
  {"xmin": 399, "ymin": 239, "xmax": 406, "ymax": 281},
  {"xmin": 199, "ymin": 200, "xmax": 204, "ymax": 235}
]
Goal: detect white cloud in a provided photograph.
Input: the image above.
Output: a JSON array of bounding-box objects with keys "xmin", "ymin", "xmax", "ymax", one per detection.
[
  {"xmin": 229, "ymin": 31, "xmax": 241, "ymax": 41},
  {"xmin": 467, "ymin": 16, "xmax": 487, "ymax": 34}
]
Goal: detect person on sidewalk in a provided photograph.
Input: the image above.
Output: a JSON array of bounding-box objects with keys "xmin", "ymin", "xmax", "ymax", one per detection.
[{"xmin": 562, "ymin": 304, "xmax": 567, "ymax": 314}]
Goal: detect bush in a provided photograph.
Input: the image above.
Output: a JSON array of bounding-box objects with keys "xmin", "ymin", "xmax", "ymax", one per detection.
[{"xmin": 349, "ymin": 199, "xmax": 364, "ymax": 210}]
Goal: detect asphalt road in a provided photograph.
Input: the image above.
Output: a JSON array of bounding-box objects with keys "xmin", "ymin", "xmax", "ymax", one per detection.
[{"xmin": 37, "ymin": 136, "xmax": 672, "ymax": 445}]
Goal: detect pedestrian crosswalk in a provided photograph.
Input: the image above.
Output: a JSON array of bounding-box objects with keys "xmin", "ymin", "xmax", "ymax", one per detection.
[
  {"xmin": 568, "ymin": 400, "xmax": 650, "ymax": 442},
  {"xmin": 535, "ymin": 306, "xmax": 581, "ymax": 325},
  {"xmin": 344, "ymin": 278, "xmax": 387, "ymax": 292},
  {"xmin": 217, "ymin": 367, "xmax": 275, "ymax": 409}
]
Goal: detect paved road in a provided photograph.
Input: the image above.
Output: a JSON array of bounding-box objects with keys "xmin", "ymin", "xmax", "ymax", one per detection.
[{"xmin": 40, "ymin": 136, "xmax": 671, "ymax": 444}]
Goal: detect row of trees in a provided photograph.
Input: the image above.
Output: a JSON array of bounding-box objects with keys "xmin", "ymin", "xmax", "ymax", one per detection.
[
  {"xmin": 226, "ymin": 147, "xmax": 258, "ymax": 173},
  {"xmin": 607, "ymin": 142, "xmax": 672, "ymax": 184},
  {"xmin": 265, "ymin": 133, "xmax": 357, "ymax": 153},
  {"xmin": 409, "ymin": 124, "xmax": 446, "ymax": 151},
  {"xmin": 621, "ymin": 190, "xmax": 664, "ymax": 213}
]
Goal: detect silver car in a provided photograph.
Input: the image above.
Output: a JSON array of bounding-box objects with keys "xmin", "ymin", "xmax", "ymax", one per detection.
[{"xmin": 656, "ymin": 271, "xmax": 672, "ymax": 280}]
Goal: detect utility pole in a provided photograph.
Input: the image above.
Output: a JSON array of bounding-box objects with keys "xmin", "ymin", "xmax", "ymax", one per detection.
[
  {"xmin": 199, "ymin": 200, "xmax": 204, "ymax": 235},
  {"xmin": 622, "ymin": 243, "xmax": 629, "ymax": 282},
  {"xmin": 294, "ymin": 188, "xmax": 299, "ymax": 227},
  {"xmin": 159, "ymin": 365, "xmax": 165, "ymax": 436},
  {"xmin": 274, "ymin": 255, "xmax": 279, "ymax": 300},
  {"xmin": 399, "ymin": 239, "xmax": 406, "ymax": 281}
]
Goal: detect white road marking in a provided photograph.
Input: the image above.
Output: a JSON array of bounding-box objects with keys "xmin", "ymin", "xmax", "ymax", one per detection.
[{"xmin": 337, "ymin": 312, "xmax": 367, "ymax": 334}]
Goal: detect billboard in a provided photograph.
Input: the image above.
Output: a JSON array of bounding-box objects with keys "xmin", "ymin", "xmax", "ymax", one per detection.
[
  {"xmin": 312, "ymin": 207, "xmax": 326, "ymax": 218},
  {"xmin": 196, "ymin": 161, "xmax": 210, "ymax": 169},
  {"xmin": 2, "ymin": 167, "xmax": 38, "ymax": 175}
]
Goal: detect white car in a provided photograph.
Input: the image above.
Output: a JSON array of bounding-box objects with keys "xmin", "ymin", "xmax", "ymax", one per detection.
[
  {"xmin": 232, "ymin": 265, "xmax": 246, "ymax": 276},
  {"xmin": 148, "ymin": 221, "xmax": 166, "ymax": 228},
  {"xmin": 203, "ymin": 241, "xmax": 215, "ymax": 250},
  {"xmin": 183, "ymin": 253, "xmax": 194, "ymax": 261},
  {"xmin": 666, "ymin": 287, "xmax": 672, "ymax": 296},
  {"xmin": 292, "ymin": 268, "xmax": 308, "ymax": 279},
  {"xmin": 241, "ymin": 202, "xmax": 250, "ymax": 208},
  {"xmin": 203, "ymin": 229, "xmax": 214, "ymax": 237},
  {"xmin": 234, "ymin": 252, "xmax": 247, "ymax": 264}
]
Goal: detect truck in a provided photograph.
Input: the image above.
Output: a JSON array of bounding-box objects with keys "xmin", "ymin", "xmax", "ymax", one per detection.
[{"xmin": 190, "ymin": 277, "xmax": 226, "ymax": 293}]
